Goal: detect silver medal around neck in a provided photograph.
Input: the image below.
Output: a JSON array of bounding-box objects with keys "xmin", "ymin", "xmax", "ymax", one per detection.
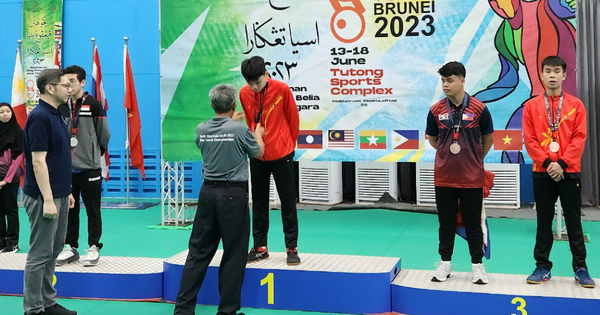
[
  {"xmin": 549, "ymin": 141, "xmax": 560, "ymax": 153},
  {"xmin": 450, "ymin": 142, "xmax": 461, "ymax": 154},
  {"xmin": 70, "ymin": 137, "xmax": 78, "ymax": 147}
]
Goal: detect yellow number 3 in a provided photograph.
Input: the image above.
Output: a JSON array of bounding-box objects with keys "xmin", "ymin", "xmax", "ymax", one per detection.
[{"xmin": 511, "ymin": 297, "xmax": 527, "ymax": 315}]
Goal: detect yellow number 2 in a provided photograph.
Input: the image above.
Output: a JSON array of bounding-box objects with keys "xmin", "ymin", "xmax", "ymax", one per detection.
[
  {"xmin": 511, "ymin": 297, "xmax": 527, "ymax": 315},
  {"xmin": 260, "ymin": 273, "xmax": 274, "ymax": 305}
]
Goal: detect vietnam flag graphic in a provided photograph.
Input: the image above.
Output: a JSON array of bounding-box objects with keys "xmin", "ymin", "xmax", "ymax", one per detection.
[
  {"xmin": 493, "ymin": 130, "xmax": 522, "ymax": 151},
  {"xmin": 297, "ymin": 130, "xmax": 323, "ymax": 149},
  {"xmin": 359, "ymin": 130, "xmax": 386, "ymax": 149}
]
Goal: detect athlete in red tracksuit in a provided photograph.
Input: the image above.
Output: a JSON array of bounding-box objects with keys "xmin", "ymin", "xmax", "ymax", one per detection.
[
  {"xmin": 522, "ymin": 55, "xmax": 594, "ymax": 288},
  {"xmin": 239, "ymin": 56, "xmax": 301, "ymax": 266}
]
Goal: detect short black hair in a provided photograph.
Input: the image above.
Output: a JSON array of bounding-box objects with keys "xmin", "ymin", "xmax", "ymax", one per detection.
[
  {"xmin": 64, "ymin": 65, "xmax": 86, "ymax": 82},
  {"xmin": 438, "ymin": 61, "xmax": 466, "ymax": 78},
  {"xmin": 541, "ymin": 56, "xmax": 567, "ymax": 72},
  {"xmin": 241, "ymin": 56, "xmax": 266, "ymax": 81},
  {"xmin": 36, "ymin": 69, "xmax": 66, "ymax": 95},
  {"xmin": 209, "ymin": 84, "xmax": 236, "ymax": 114}
]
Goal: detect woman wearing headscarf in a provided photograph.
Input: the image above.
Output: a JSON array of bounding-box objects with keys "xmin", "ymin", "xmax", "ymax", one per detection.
[{"xmin": 0, "ymin": 102, "xmax": 24, "ymax": 253}]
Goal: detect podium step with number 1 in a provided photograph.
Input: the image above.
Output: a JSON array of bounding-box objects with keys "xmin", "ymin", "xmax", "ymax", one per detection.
[{"xmin": 163, "ymin": 250, "xmax": 401, "ymax": 313}]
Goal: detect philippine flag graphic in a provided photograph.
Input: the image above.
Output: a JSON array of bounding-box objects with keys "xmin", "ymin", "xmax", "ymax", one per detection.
[
  {"xmin": 391, "ymin": 130, "xmax": 419, "ymax": 150},
  {"xmin": 297, "ymin": 130, "xmax": 323, "ymax": 149}
]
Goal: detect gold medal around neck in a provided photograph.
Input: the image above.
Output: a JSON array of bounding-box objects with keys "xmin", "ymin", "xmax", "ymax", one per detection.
[
  {"xmin": 549, "ymin": 141, "xmax": 560, "ymax": 153},
  {"xmin": 70, "ymin": 137, "xmax": 78, "ymax": 147},
  {"xmin": 450, "ymin": 142, "xmax": 461, "ymax": 154}
]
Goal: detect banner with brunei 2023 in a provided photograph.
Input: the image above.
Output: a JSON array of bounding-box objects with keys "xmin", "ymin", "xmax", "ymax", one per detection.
[{"xmin": 160, "ymin": 0, "xmax": 577, "ymax": 163}]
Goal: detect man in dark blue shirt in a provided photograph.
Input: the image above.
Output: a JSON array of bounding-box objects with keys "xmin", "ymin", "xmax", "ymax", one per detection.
[{"xmin": 23, "ymin": 69, "xmax": 77, "ymax": 315}]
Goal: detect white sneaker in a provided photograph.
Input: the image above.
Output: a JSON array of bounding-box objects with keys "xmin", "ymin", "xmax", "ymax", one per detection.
[
  {"xmin": 472, "ymin": 263, "xmax": 489, "ymax": 284},
  {"xmin": 56, "ymin": 245, "xmax": 79, "ymax": 266},
  {"xmin": 82, "ymin": 245, "xmax": 100, "ymax": 267},
  {"xmin": 432, "ymin": 261, "xmax": 453, "ymax": 282}
]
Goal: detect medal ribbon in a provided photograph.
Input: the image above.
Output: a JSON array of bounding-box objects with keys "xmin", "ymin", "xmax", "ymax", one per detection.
[
  {"xmin": 544, "ymin": 92, "xmax": 563, "ymax": 140},
  {"xmin": 69, "ymin": 93, "xmax": 87, "ymax": 137},
  {"xmin": 253, "ymin": 82, "xmax": 269, "ymax": 130},
  {"xmin": 446, "ymin": 94, "xmax": 470, "ymax": 143}
]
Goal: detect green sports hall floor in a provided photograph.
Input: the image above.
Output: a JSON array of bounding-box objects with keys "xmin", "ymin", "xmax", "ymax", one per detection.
[{"xmin": 2, "ymin": 201, "xmax": 599, "ymax": 315}]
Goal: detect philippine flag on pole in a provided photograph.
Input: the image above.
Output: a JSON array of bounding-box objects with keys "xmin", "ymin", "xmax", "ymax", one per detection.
[
  {"xmin": 391, "ymin": 130, "xmax": 419, "ymax": 150},
  {"xmin": 297, "ymin": 130, "xmax": 323, "ymax": 149}
]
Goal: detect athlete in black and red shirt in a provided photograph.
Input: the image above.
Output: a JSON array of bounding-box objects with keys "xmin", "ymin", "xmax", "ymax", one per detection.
[{"xmin": 426, "ymin": 61, "xmax": 494, "ymax": 285}]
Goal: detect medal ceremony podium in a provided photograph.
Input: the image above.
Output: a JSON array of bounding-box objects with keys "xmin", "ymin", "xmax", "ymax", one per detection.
[{"xmin": 2, "ymin": 250, "xmax": 599, "ymax": 314}]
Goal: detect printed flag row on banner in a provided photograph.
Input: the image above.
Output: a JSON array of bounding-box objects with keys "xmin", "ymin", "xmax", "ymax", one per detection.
[
  {"xmin": 297, "ymin": 130, "xmax": 421, "ymax": 150},
  {"xmin": 298, "ymin": 129, "xmax": 524, "ymax": 151}
]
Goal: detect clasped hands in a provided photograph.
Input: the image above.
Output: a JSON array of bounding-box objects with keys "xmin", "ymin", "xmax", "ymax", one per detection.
[{"xmin": 547, "ymin": 162, "xmax": 564, "ymax": 182}]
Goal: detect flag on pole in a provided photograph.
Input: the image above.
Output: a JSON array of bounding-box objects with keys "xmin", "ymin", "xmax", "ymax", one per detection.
[
  {"xmin": 92, "ymin": 45, "xmax": 111, "ymax": 181},
  {"xmin": 124, "ymin": 42, "xmax": 145, "ymax": 179},
  {"xmin": 11, "ymin": 46, "xmax": 27, "ymax": 128},
  {"xmin": 11, "ymin": 44, "xmax": 27, "ymax": 186},
  {"xmin": 54, "ymin": 41, "xmax": 60, "ymax": 68}
]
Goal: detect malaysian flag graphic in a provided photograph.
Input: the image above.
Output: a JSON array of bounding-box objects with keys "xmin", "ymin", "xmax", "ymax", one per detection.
[{"xmin": 327, "ymin": 130, "xmax": 354, "ymax": 149}]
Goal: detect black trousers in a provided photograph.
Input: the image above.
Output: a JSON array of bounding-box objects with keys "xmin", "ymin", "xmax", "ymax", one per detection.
[
  {"xmin": 65, "ymin": 169, "xmax": 103, "ymax": 249},
  {"xmin": 435, "ymin": 186, "xmax": 484, "ymax": 264},
  {"xmin": 250, "ymin": 152, "xmax": 298, "ymax": 249},
  {"xmin": 0, "ymin": 181, "xmax": 20, "ymax": 249},
  {"xmin": 174, "ymin": 184, "xmax": 249, "ymax": 315},
  {"xmin": 533, "ymin": 177, "xmax": 587, "ymax": 271}
]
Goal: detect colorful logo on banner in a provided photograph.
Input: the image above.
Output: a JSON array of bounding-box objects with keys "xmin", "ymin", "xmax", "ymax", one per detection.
[
  {"xmin": 22, "ymin": 0, "xmax": 63, "ymax": 111},
  {"xmin": 160, "ymin": 0, "xmax": 577, "ymax": 163}
]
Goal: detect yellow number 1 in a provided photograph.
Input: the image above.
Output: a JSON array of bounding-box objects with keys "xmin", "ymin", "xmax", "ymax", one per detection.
[
  {"xmin": 511, "ymin": 297, "xmax": 527, "ymax": 315},
  {"xmin": 260, "ymin": 273, "xmax": 274, "ymax": 304}
]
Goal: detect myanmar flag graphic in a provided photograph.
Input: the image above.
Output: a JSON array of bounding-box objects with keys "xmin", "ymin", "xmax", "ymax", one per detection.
[{"xmin": 359, "ymin": 130, "xmax": 386, "ymax": 149}]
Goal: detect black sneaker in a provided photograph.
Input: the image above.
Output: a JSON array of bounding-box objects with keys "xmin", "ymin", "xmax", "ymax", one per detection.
[
  {"xmin": 247, "ymin": 246, "xmax": 269, "ymax": 263},
  {"xmin": 286, "ymin": 247, "xmax": 301, "ymax": 266},
  {"xmin": 45, "ymin": 303, "xmax": 77, "ymax": 315},
  {"xmin": 0, "ymin": 244, "xmax": 19, "ymax": 253}
]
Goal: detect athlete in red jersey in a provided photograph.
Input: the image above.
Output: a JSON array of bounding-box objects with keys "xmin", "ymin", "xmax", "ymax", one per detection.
[
  {"xmin": 522, "ymin": 55, "xmax": 594, "ymax": 288},
  {"xmin": 239, "ymin": 56, "xmax": 301, "ymax": 266},
  {"xmin": 426, "ymin": 61, "xmax": 494, "ymax": 285}
]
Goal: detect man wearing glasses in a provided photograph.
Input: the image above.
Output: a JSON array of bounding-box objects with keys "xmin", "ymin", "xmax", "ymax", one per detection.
[{"xmin": 23, "ymin": 69, "xmax": 77, "ymax": 315}]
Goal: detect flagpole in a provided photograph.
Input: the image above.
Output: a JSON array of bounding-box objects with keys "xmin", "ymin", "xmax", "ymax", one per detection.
[
  {"xmin": 124, "ymin": 36, "xmax": 131, "ymax": 204},
  {"xmin": 17, "ymin": 39, "xmax": 23, "ymax": 206},
  {"xmin": 54, "ymin": 38, "xmax": 60, "ymax": 68},
  {"xmin": 91, "ymin": 37, "xmax": 96, "ymax": 58}
]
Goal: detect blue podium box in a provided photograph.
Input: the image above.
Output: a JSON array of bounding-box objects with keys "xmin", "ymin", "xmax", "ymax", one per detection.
[
  {"xmin": 392, "ymin": 269, "xmax": 600, "ymax": 315},
  {"xmin": 0, "ymin": 253, "xmax": 163, "ymax": 301},
  {"xmin": 164, "ymin": 250, "xmax": 401, "ymax": 314}
]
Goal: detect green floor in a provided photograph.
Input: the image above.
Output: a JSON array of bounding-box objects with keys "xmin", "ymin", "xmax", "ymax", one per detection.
[{"xmin": 3, "ymin": 203, "xmax": 600, "ymax": 314}]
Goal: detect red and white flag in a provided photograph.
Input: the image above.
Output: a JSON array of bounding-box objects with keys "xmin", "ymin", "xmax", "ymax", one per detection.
[
  {"xmin": 11, "ymin": 45, "xmax": 27, "ymax": 186},
  {"xmin": 11, "ymin": 46, "xmax": 27, "ymax": 128},
  {"xmin": 92, "ymin": 45, "xmax": 111, "ymax": 180},
  {"xmin": 124, "ymin": 43, "xmax": 145, "ymax": 179}
]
